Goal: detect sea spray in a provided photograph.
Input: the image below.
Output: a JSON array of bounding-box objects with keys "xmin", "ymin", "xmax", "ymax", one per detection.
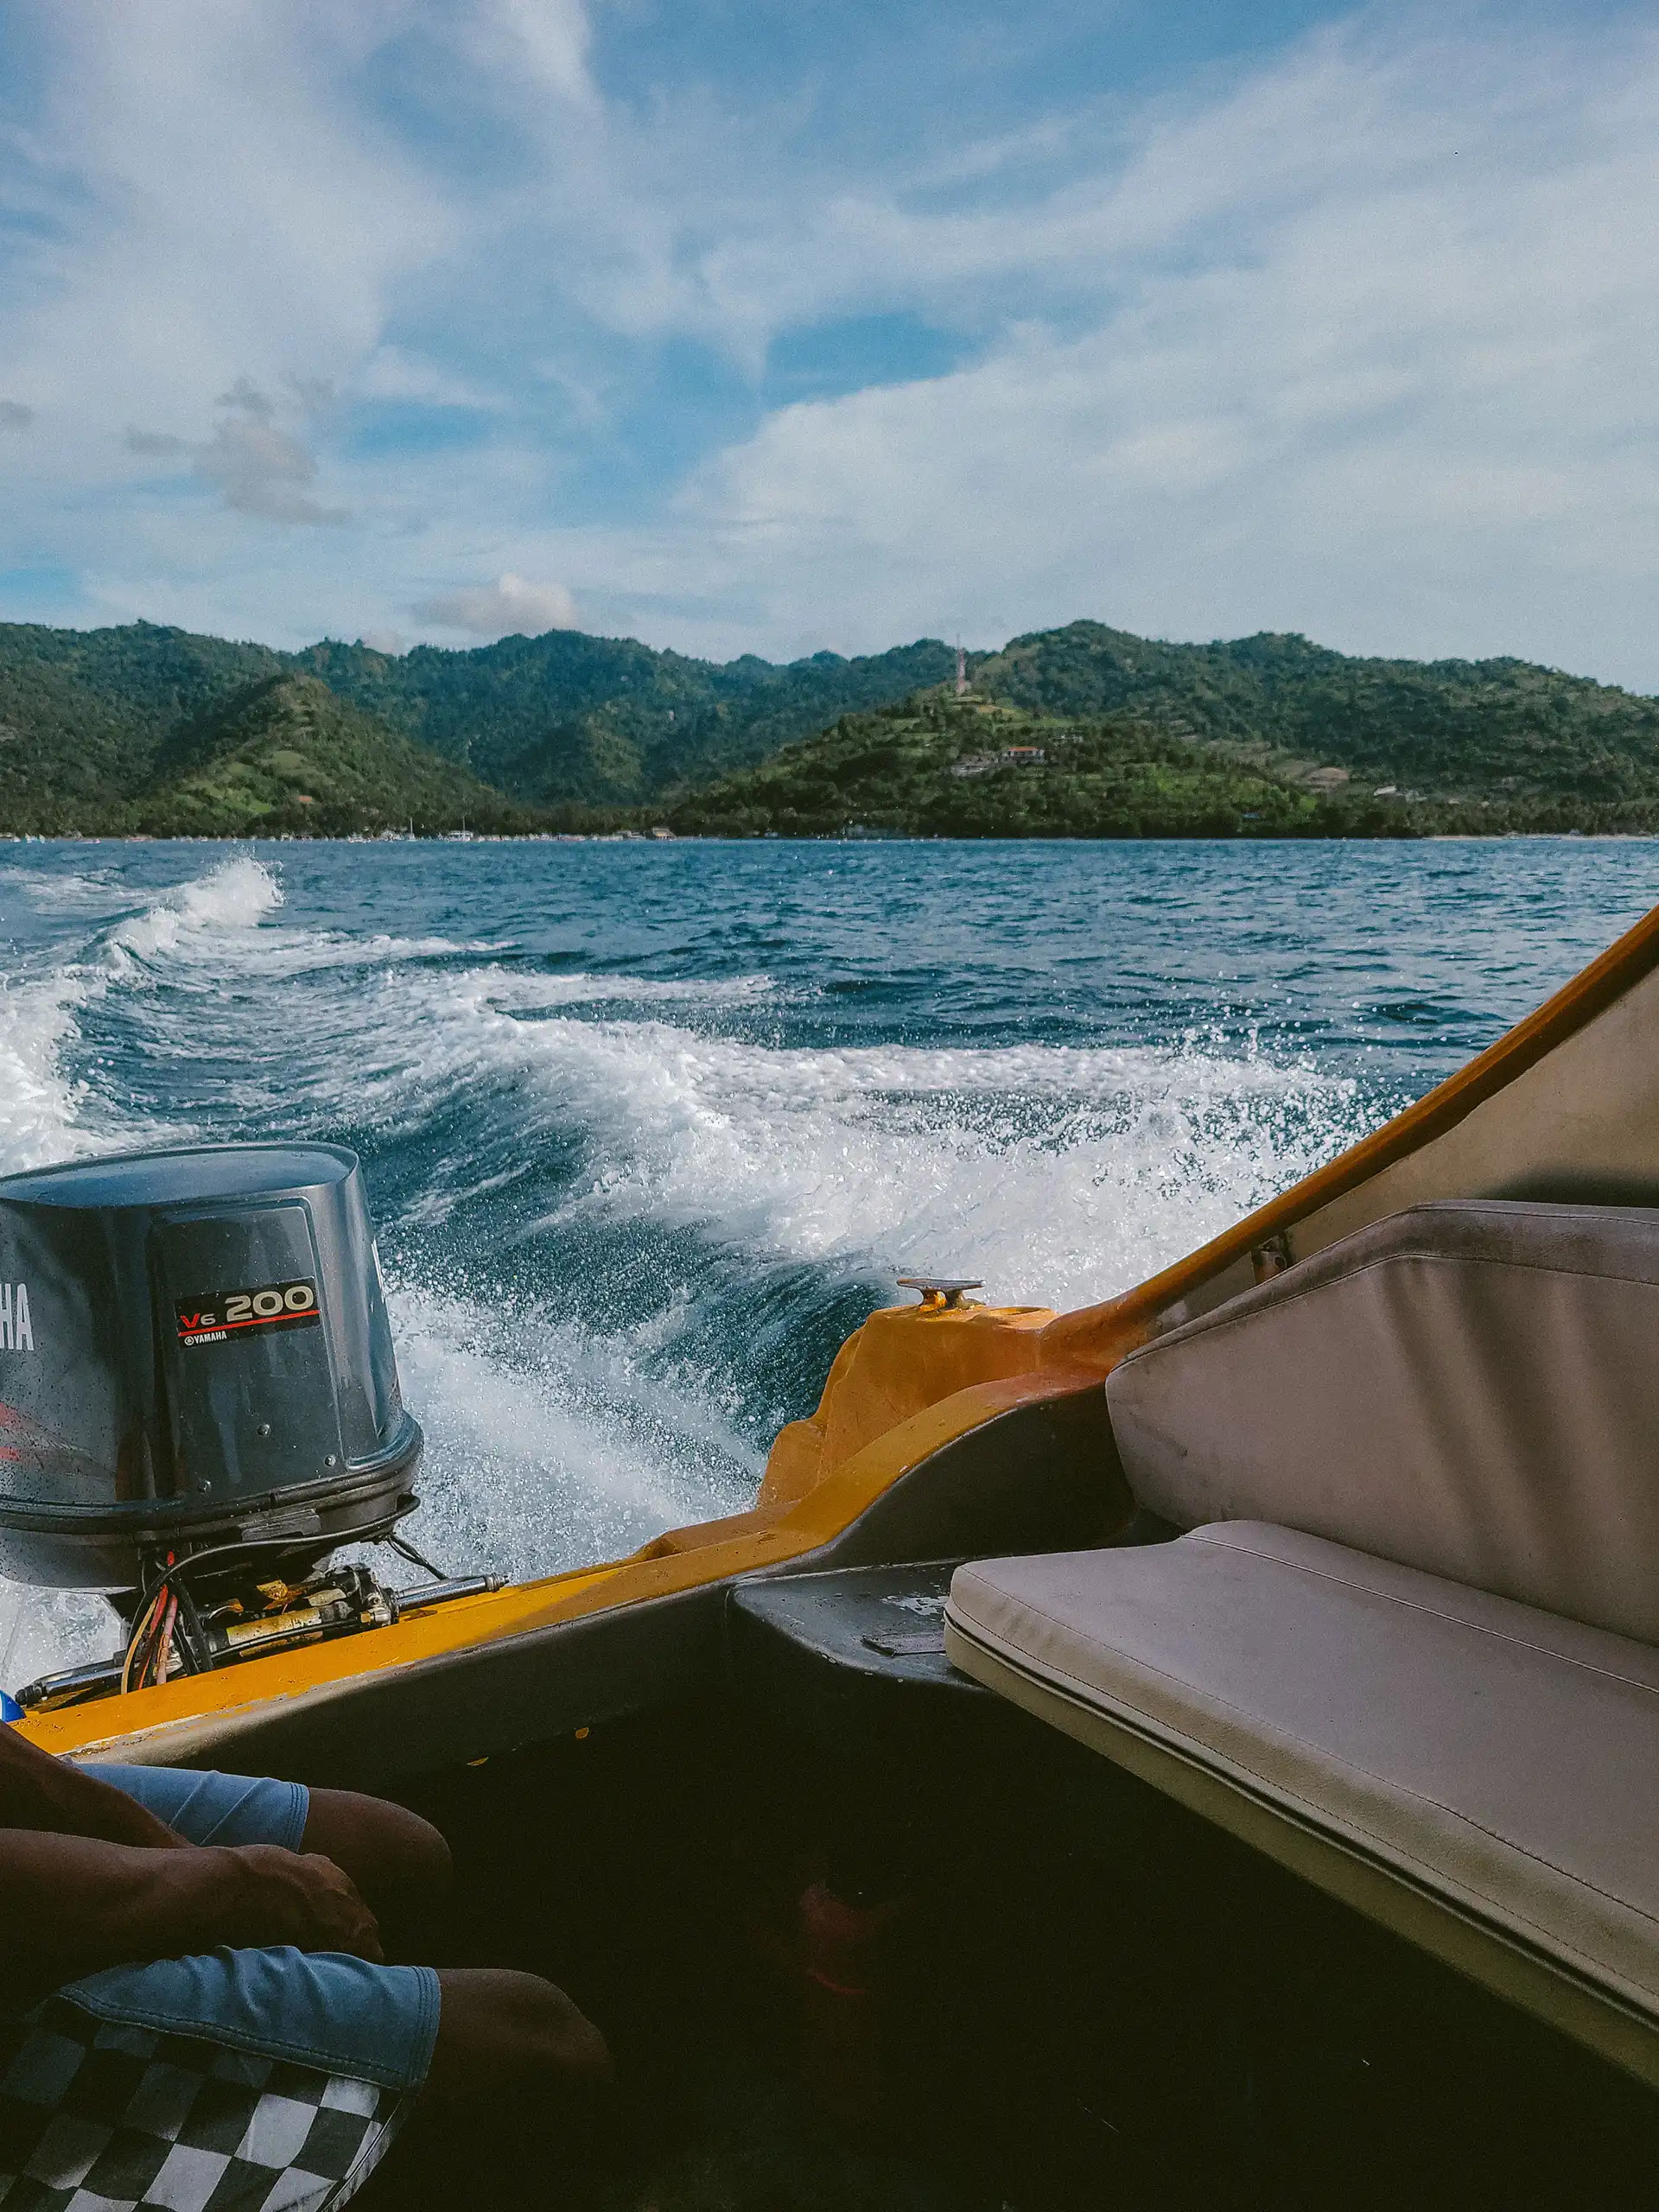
[
  {"xmin": 387, "ymin": 1283, "xmax": 759, "ymax": 1579},
  {"xmin": 103, "ymin": 852, "xmax": 284, "ymax": 970},
  {"xmin": 0, "ymin": 832, "xmax": 1653, "ymax": 1681},
  {"xmin": 0, "ymin": 855, "xmax": 286, "ymax": 1173}
]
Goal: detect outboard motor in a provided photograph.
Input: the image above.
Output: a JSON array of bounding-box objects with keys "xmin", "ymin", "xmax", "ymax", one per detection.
[{"xmin": 0, "ymin": 1143, "xmax": 495, "ymax": 1710}]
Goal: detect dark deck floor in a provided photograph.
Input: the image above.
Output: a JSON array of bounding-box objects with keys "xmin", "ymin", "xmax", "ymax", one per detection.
[{"xmin": 359, "ymin": 1684, "xmax": 1657, "ymax": 2212}]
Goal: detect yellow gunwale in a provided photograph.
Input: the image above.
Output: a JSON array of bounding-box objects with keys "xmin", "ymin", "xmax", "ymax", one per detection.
[
  {"xmin": 1042, "ymin": 884, "xmax": 1659, "ymax": 1369},
  {"xmin": 25, "ymin": 889, "xmax": 1659, "ymax": 1761}
]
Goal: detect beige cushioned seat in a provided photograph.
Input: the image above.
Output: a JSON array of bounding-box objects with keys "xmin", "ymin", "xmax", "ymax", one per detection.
[
  {"xmin": 945, "ymin": 1202, "xmax": 1659, "ymax": 2082},
  {"xmin": 1106, "ymin": 1199, "xmax": 1659, "ymax": 1643}
]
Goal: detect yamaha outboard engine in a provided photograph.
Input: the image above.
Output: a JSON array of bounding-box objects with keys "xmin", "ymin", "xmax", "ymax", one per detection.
[{"xmin": 0, "ymin": 1143, "xmax": 493, "ymax": 1710}]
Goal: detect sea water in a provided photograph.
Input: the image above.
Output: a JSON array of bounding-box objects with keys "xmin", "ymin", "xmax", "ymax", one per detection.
[{"xmin": 2, "ymin": 835, "xmax": 1656, "ymax": 1681}]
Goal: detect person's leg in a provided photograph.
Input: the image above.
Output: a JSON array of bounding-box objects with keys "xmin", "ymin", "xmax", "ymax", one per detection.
[
  {"xmin": 89, "ymin": 1764, "xmax": 454, "ymax": 1927},
  {"xmin": 53, "ymin": 1909, "xmax": 617, "ymax": 2205},
  {"xmin": 300, "ymin": 1788, "xmax": 453, "ymax": 1926},
  {"xmin": 63, "ymin": 1897, "xmax": 613, "ymax": 2104},
  {"xmin": 425, "ymin": 1968, "xmax": 614, "ymax": 2101},
  {"xmin": 354, "ymin": 1968, "xmax": 620, "ymax": 2209}
]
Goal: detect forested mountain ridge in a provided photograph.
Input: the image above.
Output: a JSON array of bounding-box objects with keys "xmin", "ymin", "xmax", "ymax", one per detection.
[
  {"xmin": 0, "ymin": 622, "xmax": 283, "ymax": 828},
  {"xmin": 0, "ymin": 619, "xmax": 954, "ymax": 827},
  {"xmin": 132, "ymin": 674, "xmax": 538, "ymax": 837},
  {"xmin": 3, "ymin": 612, "xmax": 1659, "ymax": 836},
  {"xmin": 974, "ymin": 623, "xmax": 1659, "ymax": 810},
  {"xmin": 671, "ymin": 675, "xmax": 1659, "ymax": 840},
  {"xmin": 296, "ymin": 631, "xmax": 957, "ymax": 802}
]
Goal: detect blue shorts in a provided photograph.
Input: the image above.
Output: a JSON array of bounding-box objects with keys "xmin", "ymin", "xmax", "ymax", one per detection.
[
  {"xmin": 42, "ymin": 1764, "xmax": 441, "ymax": 2094},
  {"xmin": 86, "ymin": 1764, "xmax": 309, "ymax": 1854}
]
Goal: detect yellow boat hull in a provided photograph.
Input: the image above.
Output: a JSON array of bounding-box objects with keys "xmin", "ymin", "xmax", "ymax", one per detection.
[{"xmin": 29, "ymin": 893, "xmax": 1659, "ymax": 1779}]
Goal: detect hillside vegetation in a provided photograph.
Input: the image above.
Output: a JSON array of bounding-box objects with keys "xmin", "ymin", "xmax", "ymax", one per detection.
[
  {"xmin": 0, "ymin": 617, "xmax": 952, "ymax": 827},
  {"xmin": 0, "ymin": 623, "xmax": 283, "ymax": 831},
  {"xmin": 134, "ymin": 675, "xmax": 537, "ymax": 837},
  {"xmin": 670, "ymin": 696, "xmax": 1328, "ymax": 838},
  {"xmin": 3, "ymin": 613, "xmax": 1659, "ymax": 837},
  {"xmin": 670, "ymin": 671, "xmax": 1659, "ymax": 840},
  {"xmin": 972, "ymin": 624, "xmax": 1659, "ymax": 823},
  {"xmin": 297, "ymin": 631, "xmax": 957, "ymax": 803}
]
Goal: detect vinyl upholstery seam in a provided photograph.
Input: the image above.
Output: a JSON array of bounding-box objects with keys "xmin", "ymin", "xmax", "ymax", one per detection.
[
  {"xmin": 944, "ymin": 1605, "xmax": 1659, "ymax": 2014},
  {"xmin": 1182, "ymin": 1530, "xmax": 1659, "ymax": 1697},
  {"xmin": 944, "ymin": 1579, "xmax": 1659, "ymax": 1947}
]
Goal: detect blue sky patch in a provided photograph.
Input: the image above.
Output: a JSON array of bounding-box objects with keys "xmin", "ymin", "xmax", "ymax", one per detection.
[{"xmin": 0, "ymin": 1, "xmax": 1655, "ymax": 687}]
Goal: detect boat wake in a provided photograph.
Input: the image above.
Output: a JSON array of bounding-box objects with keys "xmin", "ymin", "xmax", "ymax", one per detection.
[{"xmin": 0, "ymin": 841, "xmax": 1419, "ymax": 1681}]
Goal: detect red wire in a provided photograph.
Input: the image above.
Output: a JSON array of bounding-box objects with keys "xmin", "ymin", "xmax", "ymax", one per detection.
[
  {"xmin": 125, "ymin": 1551, "xmax": 181, "ymax": 1693},
  {"xmin": 151, "ymin": 1592, "xmax": 178, "ymax": 1689}
]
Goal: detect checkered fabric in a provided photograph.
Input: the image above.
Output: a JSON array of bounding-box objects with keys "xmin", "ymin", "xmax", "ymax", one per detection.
[{"xmin": 0, "ymin": 1996, "xmax": 410, "ymax": 2211}]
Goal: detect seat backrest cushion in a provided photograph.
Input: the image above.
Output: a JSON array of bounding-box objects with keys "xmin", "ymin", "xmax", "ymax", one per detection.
[{"xmin": 1104, "ymin": 1200, "xmax": 1659, "ymax": 1643}]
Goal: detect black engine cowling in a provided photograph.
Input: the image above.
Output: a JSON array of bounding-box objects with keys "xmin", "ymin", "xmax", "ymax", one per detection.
[{"xmin": 0, "ymin": 1142, "xmax": 421, "ymax": 1592}]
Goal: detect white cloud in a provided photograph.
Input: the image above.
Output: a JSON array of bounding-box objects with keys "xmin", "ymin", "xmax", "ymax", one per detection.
[
  {"xmin": 120, "ymin": 379, "xmax": 349, "ymax": 524},
  {"xmin": 356, "ymin": 348, "xmax": 501, "ymax": 410},
  {"xmin": 0, "ymin": 2, "xmax": 454, "ymax": 479},
  {"xmin": 412, "ymin": 571, "xmax": 580, "ymax": 635},
  {"xmin": 574, "ymin": 12, "xmax": 1659, "ymax": 677},
  {"xmin": 463, "ymin": 0, "xmax": 594, "ymax": 110},
  {"xmin": 189, "ymin": 380, "xmax": 348, "ymax": 525},
  {"xmin": 195, "ymin": 415, "xmax": 346, "ymax": 526},
  {"xmin": 3, "ymin": 2, "xmax": 1659, "ymax": 686}
]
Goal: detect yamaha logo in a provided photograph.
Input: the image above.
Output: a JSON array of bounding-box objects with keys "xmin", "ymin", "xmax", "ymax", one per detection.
[{"xmin": 0, "ymin": 1282, "xmax": 34, "ymax": 1352}]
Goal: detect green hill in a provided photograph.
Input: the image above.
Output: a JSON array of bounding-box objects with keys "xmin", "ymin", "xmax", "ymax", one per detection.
[
  {"xmin": 3, "ymin": 612, "xmax": 1659, "ymax": 837},
  {"xmin": 296, "ymin": 632, "xmax": 957, "ymax": 804},
  {"xmin": 0, "ymin": 619, "xmax": 954, "ymax": 828},
  {"xmin": 972, "ymin": 623, "xmax": 1659, "ymax": 818},
  {"xmin": 130, "ymin": 674, "xmax": 537, "ymax": 837},
  {"xmin": 0, "ymin": 622, "xmax": 283, "ymax": 831},
  {"xmin": 667, "ymin": 671, "xmax": 1659, "ymax": 840},
  {"xmin": 667, "ymin": 695, "xmax": 1330, "ymax": 838}
]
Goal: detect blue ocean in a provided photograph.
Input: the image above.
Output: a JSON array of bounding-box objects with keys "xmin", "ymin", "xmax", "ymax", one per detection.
[{"xmin": 3, "ymin": 836, "xmax": 1656, "ymax": 1675}]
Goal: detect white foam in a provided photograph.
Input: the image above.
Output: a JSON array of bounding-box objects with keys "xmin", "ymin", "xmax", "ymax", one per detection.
[
  {"xmin": 312, "ymin": 963, "xmax": 1374, "ymax": 1308},
  {"xmin": 0, "ymin": 1587, "xmax": 119, "ymax": 1693},
  {"xmin": 181, "ymin": 932, "xmax": 774, "ymax": 1005},
  {"xmin": 0, "ymin": 918, "xmax": 444, "ymax": 1201},
  {"xmin": 0, "ymin": 867, "xmax": 118, "ymax": 911},
  {"xmin": 175, "ymin": 930, "xmax": 512, "ymax": 979},
  {"xmin": 537, "ymin": 1023, "xmax": 1363, "ymax": 1307},
  {"xmin": 105, "ymin": 855, "xmax": 283, "ymax": 973},
  {"xmin": 117, "ymin": 904, "xmax": 780, "ymax": 1014},
  {"xmin": 0, "ymin": 969, "xmax": 99, "ymax": 1175},
  {"xmin": 0, "ymin": 856, "xmax": 285, "ymax": 1172},
  {"xmin": 386, "ymin": 1283, "xmax": 760, "ymax": 1578}
]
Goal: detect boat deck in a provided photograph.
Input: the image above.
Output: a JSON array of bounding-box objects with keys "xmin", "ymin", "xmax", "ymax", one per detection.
[{"xmin": 353, "ymin": 1654, "xmax": 1656, "ymax": 2211}]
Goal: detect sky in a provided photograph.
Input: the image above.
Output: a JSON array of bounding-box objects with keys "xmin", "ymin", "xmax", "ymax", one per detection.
[{"xmin": 1, "ymin": 0, "xmax": 1656, "ymax": 684}]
